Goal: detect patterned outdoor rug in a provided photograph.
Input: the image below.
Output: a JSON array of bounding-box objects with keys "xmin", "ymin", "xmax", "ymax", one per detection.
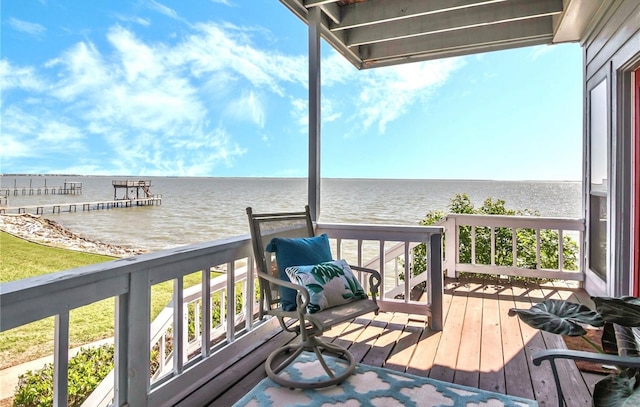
[{"xmin": 233, "ymin": 352, "xmax": 538, "ymax": 406}]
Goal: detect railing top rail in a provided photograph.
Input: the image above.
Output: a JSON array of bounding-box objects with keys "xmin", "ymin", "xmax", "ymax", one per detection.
[
  {"xmin": 445, "ymin": 214, "xmax": 585, "ymax": 231},
  {"xmin": 317, "ymin": 222, "xmax": 443, "ymax": 239},
  {"xmin": 0, "ymin": 234, "xmax": 253, "ymax": 331}
]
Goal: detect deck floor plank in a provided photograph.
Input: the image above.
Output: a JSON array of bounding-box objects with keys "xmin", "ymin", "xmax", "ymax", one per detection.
[
  {"xmin": 192, "ymin": 278, "xmax": 594, "ymax": 407},
  {"xmin": 499, "ymin": 283, "xmax": 536, "ymax": 401},
  {"xmin": 453, "ymin": 280, "xmax": 484, "ymax": 388},
  {"xmin": 362, "ymin": 312, "xmax": 405, "ymax": 368},
  {"xmin": 404, "ymin": 280, "xmax": 455, "ymax": 376},
  {"xmin": 384, "ymin": 315, "xmax": 426, "ymax": 372},
  {"xmin": 428, "ymin": 281, "xmax": 469, "ymax": 383},
  {"xmin": 478, "ymin": 279, "xmax": 507, "ymax": 394},
  {"xmin": 511, "ymin": 283, "xmax": 561, "ymax": 407}
]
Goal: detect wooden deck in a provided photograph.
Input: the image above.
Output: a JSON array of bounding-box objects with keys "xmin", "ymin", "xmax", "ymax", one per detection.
[{"xmin": 180, "ymin": 278, "xmax": 599, "ymax": 407}]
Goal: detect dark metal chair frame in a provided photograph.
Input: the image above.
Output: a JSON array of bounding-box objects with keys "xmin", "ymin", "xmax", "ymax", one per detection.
[{"xmin": 247, "ymin": 206, "xmax": 381, "ymax": 389}]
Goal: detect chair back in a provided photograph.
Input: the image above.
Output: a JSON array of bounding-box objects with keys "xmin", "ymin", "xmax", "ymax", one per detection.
[{"xmin": 246, "ymin": 206, "xmax": 315, "ymax": 317}]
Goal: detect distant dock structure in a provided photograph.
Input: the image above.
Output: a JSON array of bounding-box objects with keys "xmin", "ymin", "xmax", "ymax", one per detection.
[
  {"xmin": 0, "ymin": 180, "xmax": 161, "ymax": 215},
  {"xmin": 113, "ymin": 180, "xmax": 155, "ymax": 201},
  {"xmin": 0, "ymin": 179, "xmax": 83, "ymax": 196}
]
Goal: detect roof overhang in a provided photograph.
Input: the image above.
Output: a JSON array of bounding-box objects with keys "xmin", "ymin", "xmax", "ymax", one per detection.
[{"xmin": 279, "ymin": 0, "xmax": 604, "ymax": 69}]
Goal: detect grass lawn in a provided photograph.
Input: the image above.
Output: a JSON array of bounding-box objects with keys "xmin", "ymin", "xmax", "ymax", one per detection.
[{"xmin": 0, "ymin": 232, "xmax": 202, "ymax": 369}]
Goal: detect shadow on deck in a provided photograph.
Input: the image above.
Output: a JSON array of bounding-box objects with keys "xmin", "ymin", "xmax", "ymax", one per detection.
[{"xmin": 180, "ymin": 277, "xmax": 598, "ymax": 407}]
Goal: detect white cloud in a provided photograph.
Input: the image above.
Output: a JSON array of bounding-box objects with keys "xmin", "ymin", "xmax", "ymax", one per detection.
[
  {"xmin": 115, "ymin": 14, "xmax": 151, "ymax": 27},
  {"xmin": 147, "ymin": 0, "xmax": 181, "ymax": 21},
  {"xmin": 8, "ymin": 18, "xmax": 46, "ymax": 36},
  {"xmin": 226, "ymin": 91, "xmax": 266, "ymax": 128},
  {"xmin": 2, "ymin": 21, "xmax": 288, "ymax": 175},
  {"xmin": 0, "ymin": 106, "xmax": 87, "ymax": 165},
  {"xmin": 2, "ymin": 13, "xmax": 462, "ymax": 175},
  {"xmin": 530, "ymin": 45, "xmax": 555, "ymax": 61},
  {"xmin": 322, "ymin": 56, "xmax": 466, "ymax": 133},
  {"xmin": 0, "ymin": 60, "xmax": 46, "ymax": 93}
]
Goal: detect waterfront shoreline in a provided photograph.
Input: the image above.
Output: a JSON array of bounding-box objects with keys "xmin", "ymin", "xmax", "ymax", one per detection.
[{"xmin": 0, "ymin": 214, "xmax": 147, "ymax": 258}]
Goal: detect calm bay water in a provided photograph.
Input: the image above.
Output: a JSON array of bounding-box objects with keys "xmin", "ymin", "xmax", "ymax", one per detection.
[{"xmin": 1, "ymin": 176, "xmax": 582, "ymax": 252}]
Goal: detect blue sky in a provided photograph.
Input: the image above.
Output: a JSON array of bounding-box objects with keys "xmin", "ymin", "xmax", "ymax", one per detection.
[{"xmin": 1, "ymin": 0, "xmax": 583, "ymax": 180}]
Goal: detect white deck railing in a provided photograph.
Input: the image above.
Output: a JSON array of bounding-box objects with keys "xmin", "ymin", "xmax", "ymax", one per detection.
[
  {"xmin": 0, "ymin": 223, "xmax": 443, "ymax": 407},
  {"xmin": 441, "ymin": 214, "xmax": 585, "ymax": 281}
]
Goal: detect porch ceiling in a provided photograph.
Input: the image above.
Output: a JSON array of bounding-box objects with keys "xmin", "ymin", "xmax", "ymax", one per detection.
[{"xmin": 278, "ymin": 0, "xmax": 604, "ymax": 69}]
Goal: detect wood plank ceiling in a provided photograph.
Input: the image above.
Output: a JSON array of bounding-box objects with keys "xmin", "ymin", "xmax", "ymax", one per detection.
[{"xmin": 279, "ymin": 0, "xmax": 571, "ymax": 69}]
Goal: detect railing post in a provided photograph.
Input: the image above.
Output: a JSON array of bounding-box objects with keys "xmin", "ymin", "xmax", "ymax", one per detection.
[
  {"xmin": 429, "ymin": 233, "xmax": 444, "ymax": 330},
  {"xmin": 443, "ymin": 216, "xmax": 457, "ymax": 278},
  {"xmin": 127, "ymin": 270, "xmax": 151, "ymax": 407},
  {"xmin": 115, "ymin": 294, "xmax": 129, "ymax": 406},
  {"xmin": 53, "ymin": 311, "xmax": 69, "ymax": 407}
]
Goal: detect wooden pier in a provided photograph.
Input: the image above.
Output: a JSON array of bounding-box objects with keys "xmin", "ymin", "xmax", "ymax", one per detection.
[
  {"xmin": 0, "ymin": 180, "xmax": 83, "ymax": 196},
  {"xmin": 0, "ymin": 196, "xmax": 162, "ymax": 215}
]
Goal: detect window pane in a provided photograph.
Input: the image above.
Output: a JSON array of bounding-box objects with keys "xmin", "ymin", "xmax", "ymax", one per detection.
[
  {"xmin": 589, "ymin": 80, "xmax": 607, "ymax": 280},
  {"xmin": 589, "ymin": 196, "xmax": 607, "ymax": 279}
]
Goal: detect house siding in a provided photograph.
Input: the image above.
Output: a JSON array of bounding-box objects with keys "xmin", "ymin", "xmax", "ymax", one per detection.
[{"xmin": 583, "ymin": 0, "xmax": 640, "ymax": 296}]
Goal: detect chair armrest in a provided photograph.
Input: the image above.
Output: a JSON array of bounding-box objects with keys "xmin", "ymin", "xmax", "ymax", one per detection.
[
  {"xmin": 531, "ymin": 349, "xmax": 640, "ymax": 407},
  {"xmin": 533, "ymin": 349, "xmax": 640, "ymax": 369},
  {"xmin": 257, "ymin": 272, "xmax": 311, "ymax": 310},
  {"xmin": 349, "ymin": 265, "xmax": 381, "ymax": 299}
]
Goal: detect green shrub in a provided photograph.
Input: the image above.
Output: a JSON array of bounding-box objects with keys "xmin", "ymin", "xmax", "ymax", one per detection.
[{"xmin": 13, "ymin": 344, "xmax": 114, "ymax": 407}]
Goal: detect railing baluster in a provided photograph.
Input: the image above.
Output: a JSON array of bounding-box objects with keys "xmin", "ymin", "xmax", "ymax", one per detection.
[
  {"xmin": 174, "ymin": 277, "xmax": 184, "ymax": 374},
  {"xmin": 558, "ymin": 229, "xmax": 564, "ymax": 271},
  {"xmin": 490, "ymin": 226, "xmax": 495, "ymax": 266},
  {"xmin": 379, "ymin": 240, "xmax": 386, "ymax": 299},
  {"xmin": 357, "ymin": 239, "xmax": 365, "ymax": 290},
  {"xmin": 226, "ymin": 262, "xmax": 235, "ymax": 343},
  {"xmin": 160, "ymin": 334, "xmax": 166, "ymax": 376},
  {"xmin": 512, "ymin": 228, "xmax": 517, "ymax": 268},
  {"xmin": 471, "ymin": 226, "xmax": 476, "ymax": 265},
  {"xmin": 194, "ymin": 300, "xmax": 201, "ymax": 346},
  {"xmin": 202, "ymin": 267, "xmax": 211, "ymax": 357},
  {"xmin": 246, "ymin": 259, "xmax": 255, "ymax": 331},
  {"xmin": 53, "ymin": 311, "xmax": 69, "ymax": 407},
  {"xmin": 536, "ymin": 229, "xmax": 541, "ymax": 269},
  {"xmin": 404, "ymin": 243, "xmax": 410, "ymax": 303}
]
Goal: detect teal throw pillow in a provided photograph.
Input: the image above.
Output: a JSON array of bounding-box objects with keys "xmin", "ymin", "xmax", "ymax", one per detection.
[
  {"xmin": 265, "ymin": 234, "xmax": 333, "ymax": 311},
  {"xmin": 285, "ymin": 259, "xmax": 367, "ymax": 314}
]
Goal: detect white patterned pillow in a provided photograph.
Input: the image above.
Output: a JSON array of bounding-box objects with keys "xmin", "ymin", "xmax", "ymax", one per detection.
[{"xmin": 285, "ymin": 259, "xmax": 367, "ymax": 314}]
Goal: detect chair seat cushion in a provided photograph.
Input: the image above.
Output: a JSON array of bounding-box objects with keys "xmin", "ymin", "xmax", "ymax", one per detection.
[
  {"xmin": 285, "ymin": 259, "xmax": 367, "ymax": 313},
  {"xmin": 266, "ymin": 234, "xmax": 333, "ymax": 311}
]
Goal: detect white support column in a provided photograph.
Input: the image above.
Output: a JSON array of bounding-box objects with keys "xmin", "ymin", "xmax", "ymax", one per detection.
[{"xmin": 308, "ymin": 6, "xmax": 321, "ymax": 221}]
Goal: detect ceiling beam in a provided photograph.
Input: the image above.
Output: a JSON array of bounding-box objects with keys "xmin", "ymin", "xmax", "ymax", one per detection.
[
  {"xmin": 319, "ymin": 3, "xmax": 341, "ymax": 24},
  {"xmin": 303, "ymin": 0, "xmax": 339, "ymax": 7},
  {"xmin": 359, "ymin": 17, "xmax": 554, "ymax": 65},
  {"xmin": 334, "ymin": 0, "xmax": 507, "ymax": 30},
  {"xmin": 303, "ymin": 0, "xmax": 341, "ymax": 23},
  {"xmin": 346, "ymin": 0, "xmax": 562, "ymax": 46}
]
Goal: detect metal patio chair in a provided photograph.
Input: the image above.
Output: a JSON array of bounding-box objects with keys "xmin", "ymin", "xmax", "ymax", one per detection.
[{"xmin": 246, "ymin": 206, "xmax": 380, "ymax": 389}]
